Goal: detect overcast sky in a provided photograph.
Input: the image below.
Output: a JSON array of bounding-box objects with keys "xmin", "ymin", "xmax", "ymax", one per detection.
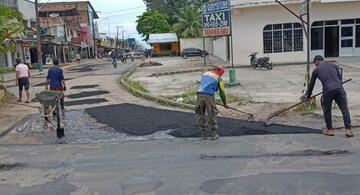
[{"xmin": 37, "ymin": 0, "xmax": 147, "ymax": 42}]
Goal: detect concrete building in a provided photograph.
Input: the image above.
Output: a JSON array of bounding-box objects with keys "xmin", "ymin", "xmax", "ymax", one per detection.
[
  {"xmin": 39, "ymin": 8, "xmax": 83, "ymax": 63},
  {"xmin": 0, "ymin": 0, "xmax": 36, "ymax": 67},
  {"xmin": 213, "ymin": 0, "xmax": 360, "ymax": 65},
  {"xmin": 39, "ymin": 1, "xmax": 99, "ymax": 59},
  {"xmin": 179, "ymin": 38, "xmax": 214, "ymax": 54}
]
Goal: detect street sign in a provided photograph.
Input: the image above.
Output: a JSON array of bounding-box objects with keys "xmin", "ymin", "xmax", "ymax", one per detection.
[
  {"xmin": 299, "ymin": 0, "xmax": 311, "ymax": 16},
  {"xmin": 202, "ymin": 0, "xmax": 231, "ymax": 37}
]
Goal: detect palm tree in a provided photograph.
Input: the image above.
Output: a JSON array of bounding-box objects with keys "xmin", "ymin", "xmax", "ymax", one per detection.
[{"xmin": 172, "ymin": 6, "xmax": 202, "ymax": 39}]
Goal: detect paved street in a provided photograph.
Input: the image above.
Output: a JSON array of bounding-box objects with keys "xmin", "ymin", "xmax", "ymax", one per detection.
[
  {"xmin": 0, "ymin": 58, "xmax": 360, "ymax": 194},
  {"xmin": 1, "ymin": 135, "xmax": 360, "ymax": 194}
]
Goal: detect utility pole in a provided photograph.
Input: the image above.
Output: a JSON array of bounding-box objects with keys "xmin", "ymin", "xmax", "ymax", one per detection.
[
  {"xmin": 275, "ymin": 0, "xmax": 311, "ymax": 86},
  {"xmin": 35, "ymin": 0, "xmax": 43, "ymax": 72},
  {"xmin": 122, "ymin": 30, "xmax": 125, "ymax": 48},
  {"xmin": 306, "ymin": 0, "xmax": 311, "ymax": 86},
  {"xmin": 116, "ymin": 26, "xmax": 120, "ymax": 48}
]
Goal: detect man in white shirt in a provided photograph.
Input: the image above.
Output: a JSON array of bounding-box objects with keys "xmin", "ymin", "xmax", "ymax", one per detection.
[{"xmin": 15, "ymin": 59, "xmax": 31, "ymax": 103}]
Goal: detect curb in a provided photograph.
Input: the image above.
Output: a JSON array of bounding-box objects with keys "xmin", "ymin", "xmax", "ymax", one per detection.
[
  {"xmin": 147, "ymin": 63, "xmax": 309, "ymax": 78},
  {"xmin": 120, "ymin": 68, "xmax": 195, "ymax": 110},
  {"xmin": 148, "ymin": 65, "xmax": 252, "ymax": 77},
  {"xmin": 0, "ymin": 85, "xmax": 6, "ymax": 106}
]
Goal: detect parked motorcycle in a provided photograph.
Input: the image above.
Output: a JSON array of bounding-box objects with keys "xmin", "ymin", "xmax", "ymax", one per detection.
[{"xmin": 249, "ymin": 52, "xmax": 273, "ymax": 70}]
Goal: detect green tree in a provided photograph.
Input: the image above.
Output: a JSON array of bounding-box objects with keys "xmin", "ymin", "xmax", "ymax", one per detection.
[
  {"xmin": 0, "ymin": 5, "xmax": 24, "ymax": 53},
  {"xmin": 143, "ymin": 0, "xmax": 207, "ymax": 25},
  {"xmin": 136, "ymin": 10, "xmax": 171, "ymax": 41},
  {"xmin": 172, "ymin": 6, "xmax": 202, "ymax": 38}
]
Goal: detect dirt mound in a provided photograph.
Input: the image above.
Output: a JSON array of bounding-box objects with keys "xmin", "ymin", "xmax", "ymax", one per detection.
[{"xmin": 139, "ymin": 61, "xmax": 162, "ymax": 67}]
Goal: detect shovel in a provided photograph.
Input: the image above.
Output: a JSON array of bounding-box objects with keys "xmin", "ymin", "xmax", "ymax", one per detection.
[{"xmin": 264, "ymin": 78, "xmax": 352, "ymax": 127}]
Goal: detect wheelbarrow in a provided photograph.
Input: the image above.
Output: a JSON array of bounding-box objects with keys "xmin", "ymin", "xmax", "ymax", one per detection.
[{"xmin": 35, "ymin": 90, "xmax": 65, "ymax": 139}]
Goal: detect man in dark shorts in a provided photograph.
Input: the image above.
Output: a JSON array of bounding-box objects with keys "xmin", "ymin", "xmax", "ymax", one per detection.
[
  {"xmin": 15, "ymin": 59, "xmax": 31, "ymax": 103},
  {"xmin": 305, "ymin": 55, "xmax": 353, "ymax": 137},
  {"xmin": 45, "ymin": 59, "xmax": 66, "ymax": 111}
]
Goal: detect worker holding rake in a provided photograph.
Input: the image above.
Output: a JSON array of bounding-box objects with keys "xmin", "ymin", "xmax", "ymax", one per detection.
[
  {"xmin": 304, "ymin": 55, "xmax": 353, "ymax": 138},
  {"xmin": 195, "ymin": 65, "xmax": 228, "ymax": 140}
]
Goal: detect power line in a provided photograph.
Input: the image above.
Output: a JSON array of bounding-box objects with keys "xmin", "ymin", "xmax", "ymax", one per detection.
[
  {"xmin": 98, "ymin": 10, "xmax": 145, "ymax": 20},
  {"xmin": 99, "ymin": 6, "xmax": 145, "ymax": 15}
]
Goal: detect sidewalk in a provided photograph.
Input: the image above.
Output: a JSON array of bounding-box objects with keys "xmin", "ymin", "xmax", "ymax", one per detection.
[
  {"xmin": 130, "ymin": 56, "xmax": 360, "ymax": 129},
  {"xmin": 328, "ymin": 56, "xmax": 360, "ymax": 69},
  {"xmin": 1, "ymin": 59, "xmax": 106, "ymax": 83}
]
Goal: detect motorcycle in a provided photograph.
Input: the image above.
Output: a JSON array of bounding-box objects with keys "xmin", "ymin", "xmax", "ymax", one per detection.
[{"xmin": 249, "ymin": 52, "xmax": 273, "ymax": 70}]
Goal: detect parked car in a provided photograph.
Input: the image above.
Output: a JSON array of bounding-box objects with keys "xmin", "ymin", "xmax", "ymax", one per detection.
[
  {"xmin": 181, "ymin": 48, "xmax": 208, "ymax": 59},
  {"xmin": 134, "ymin": 49, "xmax": 144, "ymax": 56}
]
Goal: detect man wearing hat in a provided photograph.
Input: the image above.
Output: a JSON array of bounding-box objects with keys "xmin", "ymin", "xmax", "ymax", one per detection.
[
  {"xmin": 305, "ymin": 55, "xmax": 353, "ymax": 137},
  {"xmin": 196, "ymin": 65, "xmax": 228, "ymax": 140}
]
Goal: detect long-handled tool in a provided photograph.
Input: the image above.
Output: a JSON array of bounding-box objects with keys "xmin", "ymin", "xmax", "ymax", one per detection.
[
  {"xmin": 217, "ymin": 103, "xmax": 255, "ymax": 122},
  {"xmin": 264, "ymin": 78, "xmax": 352, "ymax": 127}
]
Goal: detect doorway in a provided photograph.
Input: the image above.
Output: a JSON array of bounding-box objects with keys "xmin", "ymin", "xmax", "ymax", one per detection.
[{"xmin": 325, "ymin": 26, "xmax": 339, "ymax": 57}]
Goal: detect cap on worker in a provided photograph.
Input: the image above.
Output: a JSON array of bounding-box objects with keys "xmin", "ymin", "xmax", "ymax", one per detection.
[
  {"xmin": 313, "ymin": 55, "xmax": 324, "ymax": 63},
  {"xmin": 215, "ymin": 65, "xmax": 225, "ymax": 75}
]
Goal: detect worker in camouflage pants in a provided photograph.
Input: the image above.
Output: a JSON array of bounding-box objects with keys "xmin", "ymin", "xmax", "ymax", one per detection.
[{"xmin": 195, "ymin": 65, "xmax": 228, "ymax": 140}]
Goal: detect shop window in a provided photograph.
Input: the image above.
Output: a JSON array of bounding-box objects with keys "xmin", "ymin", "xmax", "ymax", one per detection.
[
  {"xmin": 273, "ymin": 31, "xmax": 282, "ymax": 53},
  {"xmin": 341, "ymin": 19, "xmax": 355, "ymax": 25},
  {"xmin": 264, "ymin": 25, "xmax": 272, "ymax": 31},
  {"xmin": 356, "ymin": 25, "xmax": 360, "ymax": 47},
  {"xmin": 283, "ymin": 29, "xmax": 293, "ymax": 52},
  {"xmin": 311, "ymin": 27, "xmax": 323, "ymax": 50},
  {"xmin": 312, "ymin": 21, "xmax": 324, "ymax": 27},
  {"xmin": 341, "ymin": 39, "xmax": 353, "ymax": 47},
  {"xmin": 341, "ymin": 26, "xmax": 353, "ymax": 37},
  {"xmin": 263, "ymin": 23, "xmax": 303, "ymax": 53},
  {"xmin": 325, "ymin": 20, "xmax": 338, "ymax": 26},
  {"xmin": 294, "ymin": 29, "xmax": 303, "ymax": 51},
  {"xmin": 263, "ymin": 31, "xmax": 272, "ymax": 53}
]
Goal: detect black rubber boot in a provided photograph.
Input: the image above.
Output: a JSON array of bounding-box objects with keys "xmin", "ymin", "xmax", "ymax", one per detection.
[{"xmin": 210, "ymin": 131, "xmax": 220, "ymax": 140}]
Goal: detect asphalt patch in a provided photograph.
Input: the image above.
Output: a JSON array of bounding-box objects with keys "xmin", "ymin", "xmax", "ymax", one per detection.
[
  {"xmin": 67, "ymin": 64, "xmax": 99, "ymax": 73},
  {"xmin": 86, "ymin": 104, "xmax": 320, "ymax": 137},
  {"xmin": 200, "ymin": 150, "xmax": 349, "ymax": 160},
  {"xmin": 33, "ymin": 78, "xmax": 73, "ymax": 87},
  {"xmin": 66, "ymin": 90, "xmax": 110, "ymax": 99},
  {"xmin": 70, "ymin": 85, "xmax": 99, "ymax": 89},
  {"xmin": 0, "ymin": 163, "xmax": 24, "ymax": 171},
  {"xmin": 65, "ymin": 98, "xmax": 108, "ymax": 106}
]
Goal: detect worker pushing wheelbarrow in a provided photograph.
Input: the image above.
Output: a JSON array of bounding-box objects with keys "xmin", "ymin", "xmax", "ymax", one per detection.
[{"xmin": 35, "ymin": 90, "xmax": 65, "ymax": 139}]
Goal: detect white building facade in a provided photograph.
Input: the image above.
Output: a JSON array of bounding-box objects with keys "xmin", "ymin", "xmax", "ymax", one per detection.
[{"xmin": 213, "ymin": 0, "xmax": 360, "ymax": 65}]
